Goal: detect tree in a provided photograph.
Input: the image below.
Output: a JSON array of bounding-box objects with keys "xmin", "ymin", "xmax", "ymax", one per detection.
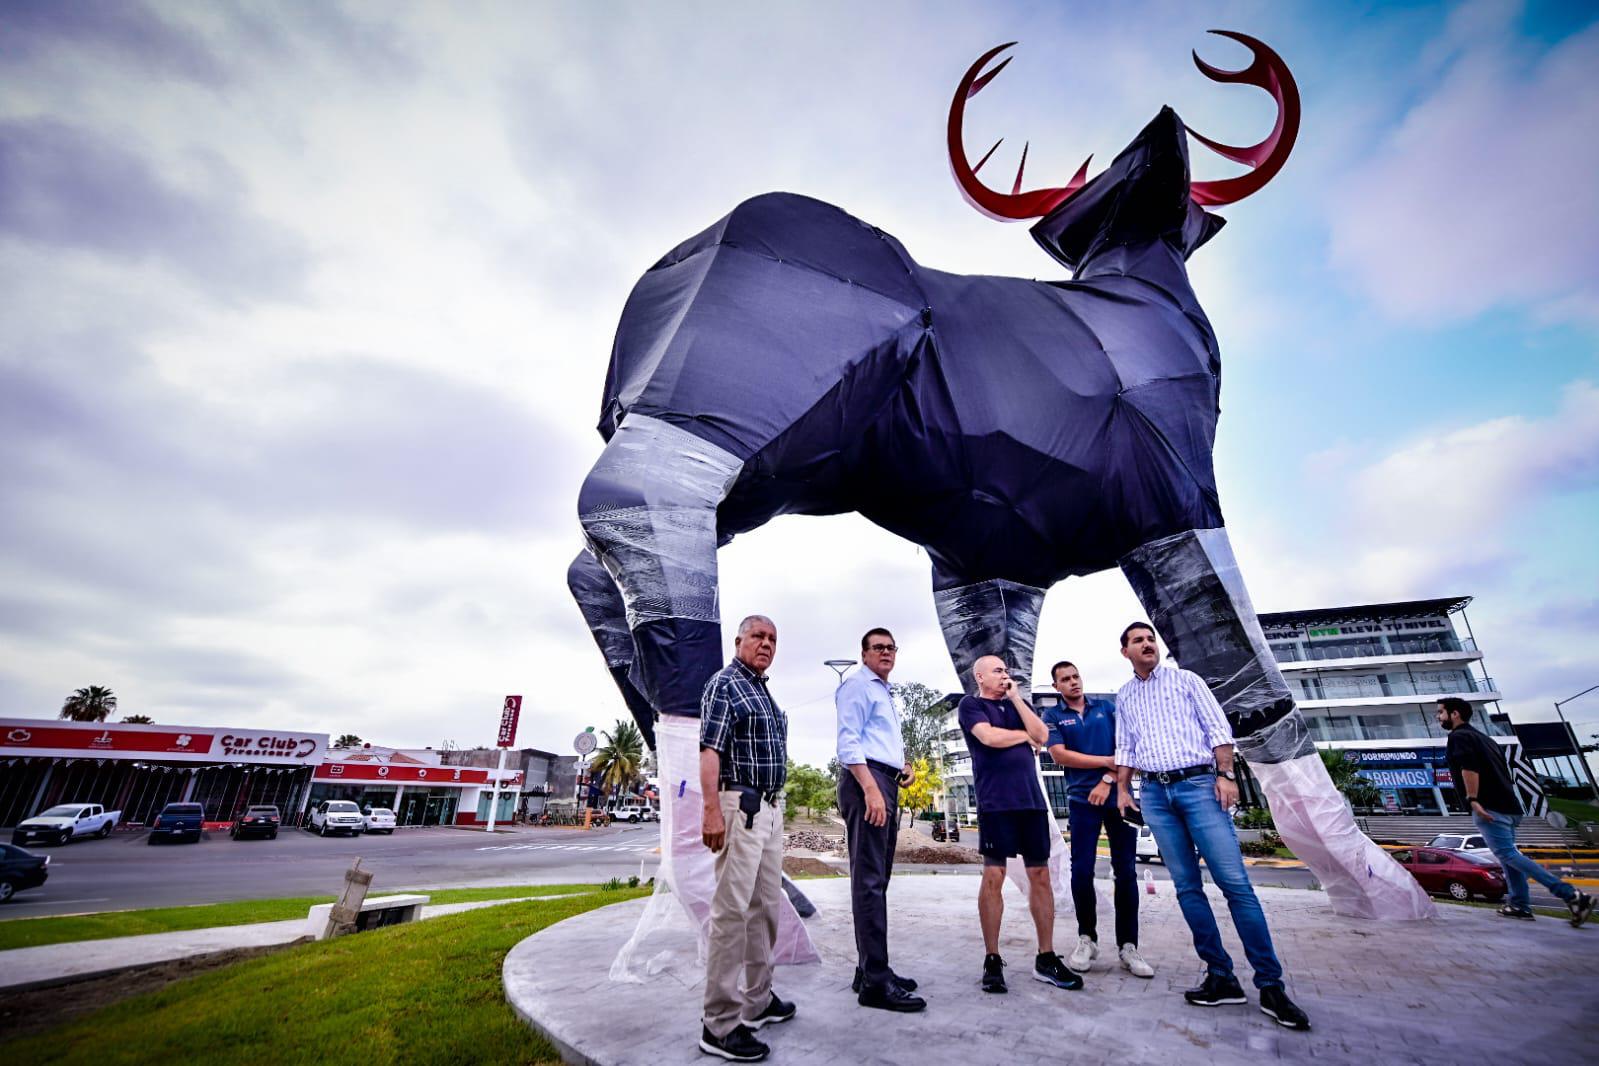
[
  {"xmin": 333, "ymin": 734, "xmax": 364, "ymax": 749},
  {"xmin": 899, "ymin": 756, "xmax": 942, "ymax": 820},
  {"xmin": 121, "ymin": 714, "xmax": 154, "ymax": 725},
  {"xmin": 1319, "ymin": 749, "xmax": 1378, "ymax": 808},
  {"xmin": 60, "ymin": 686, "xmax": 117, "ymax": 722},
  {"xmin": 590, "ymin": 719, "xmax": 645, "ymax": 799},
  {"xmin": 892, "ymin": 681, "xmax": 955, "ymax": 766},
  {"xmin": 783, "ymin": 760, "xmax": 835, "ymax": 820}
]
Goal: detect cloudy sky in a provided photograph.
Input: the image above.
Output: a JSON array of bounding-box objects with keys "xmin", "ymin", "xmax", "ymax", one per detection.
[{"xmin": 2, "ymin": 0, "xmax": 1596, "ymax": 769}]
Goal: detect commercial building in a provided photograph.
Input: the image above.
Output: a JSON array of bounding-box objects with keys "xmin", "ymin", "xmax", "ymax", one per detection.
[
  {"xmin": 0, "ymin": 718, "xmax": 521, "ymax": 829},
  {"xmin": 1260, "ymin": 595, "xmax": 1548, "ymax": 816}
]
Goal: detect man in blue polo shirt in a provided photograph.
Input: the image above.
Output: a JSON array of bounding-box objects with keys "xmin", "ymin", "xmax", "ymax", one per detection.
[{"xmin": 1043, "ymin": 661, "xmax": 1153, "ymax": 979}]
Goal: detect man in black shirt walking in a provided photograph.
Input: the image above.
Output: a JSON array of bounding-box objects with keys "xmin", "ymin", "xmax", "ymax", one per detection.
[{"xmin": 1438, "ymin": 697, "xmax": 1593, "ymax": 926}]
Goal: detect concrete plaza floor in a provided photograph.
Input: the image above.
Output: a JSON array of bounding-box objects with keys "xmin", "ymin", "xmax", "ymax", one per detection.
[{"xmin": 504, "ymin": 874, "xmax": 1598, "ymax": 1065}]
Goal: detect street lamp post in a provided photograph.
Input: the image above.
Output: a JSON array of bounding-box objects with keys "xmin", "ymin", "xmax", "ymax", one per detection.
[
  {"xmin": 1554, "ymin": 684, "xmax": 1599, "ymax": 799},
  {"xmin": 823, "ymin": 659, "xmax": 857, "ymax": 687}
]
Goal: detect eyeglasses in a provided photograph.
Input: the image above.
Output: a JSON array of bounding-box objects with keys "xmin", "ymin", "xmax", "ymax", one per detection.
[{"xmin": 867, "ymin": 643, "xmax": 898, "ymax": 653}]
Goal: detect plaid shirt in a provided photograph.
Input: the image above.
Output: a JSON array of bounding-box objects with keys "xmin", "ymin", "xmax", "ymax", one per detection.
[{"xmin": 700, "ymin": 657, "xmax": 788, "ymax": 794}]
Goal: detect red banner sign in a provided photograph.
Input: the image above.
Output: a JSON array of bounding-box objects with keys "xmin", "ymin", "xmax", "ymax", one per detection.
[
  {"xmin": 2, "ymin": 725, "xmax": 214, "ymax": 755},
  {"xmin": 316, "ymin": 763, "xmax": 490, "ymax": 784},
  {"xmin": 498, "ymin": 695, "xmax": 522, "ymax": 748}
]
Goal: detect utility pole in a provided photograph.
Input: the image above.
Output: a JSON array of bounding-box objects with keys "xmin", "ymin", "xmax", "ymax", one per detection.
[{"xmin": 1554, "ymin": 684, "xmax": 1599, "ymax": 800}]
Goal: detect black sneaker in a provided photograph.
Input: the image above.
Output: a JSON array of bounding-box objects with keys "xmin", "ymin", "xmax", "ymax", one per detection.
[
  {"xmin": 699, "ymin": 1024, "xmax": 769, "ymax": 1062},
  {"xmin": 1183, "ymin": 972, "xmax": 1248, "ymax": 1006},
  {"xmin": 1498, "ymin": 905, "xmax": 1536, "ymax": 921},
  {"xmin": 1259, "ymin": 986, "xmax": 1311, "ymax": 1030},
  {"xmin": 1033, "ymin": 951, "xmax": 1084, "ymax": 990},
  {"xmin": 858, "ymin": 981, "xmax": 927, "ymax": 1013},
  {"xmin": 981, "ymin": 953, "xmax": 1007, "ymax": 994},
  {"xmin": 1568, "ymin": 891, "xmax": 1595, "ymax": 929},
  {"xmin": 744, "ymin": 993, "xmax": 795, "ymax": 1030},
  {"xmin": 851, "ymin": 965, "xmax": 919, "ymax": 993}
]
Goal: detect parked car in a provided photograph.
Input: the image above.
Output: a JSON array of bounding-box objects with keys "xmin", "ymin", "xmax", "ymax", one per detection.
[
  {"xmin": 309, "ymin": 800, "xmax": 365, "ymax": 836},
  {"xmin": 148, "ymin": 802, "xmax": 205, "ymax": 844},
  {"xmin": 608, "ymin": 803, "xmax": 656, "ymax": 823},
  {"xmin": 230, "ymin": 805, "xmax": 281, "ymax": 840},
  {"xmin": 362, "ymin": 807, "xmax": 397, "ymax": 834},
  {"xmin": 0, "ymin": 843, "xmax": 50, "ymax": 902},
  {"xmin": 1134, "ymin": 824, "xmax": 1162, "ymax": 863},
  {"xmin": 1427, "ymin": 832, "xmax": 1490, "ymax": 853},
  {"xmin": 11, "ymin": 803, "xmax": 121, "ymax": 847},
  {"xmin": 1392, "ymin": 846, "xmax": 1506, "ymax": 901}
]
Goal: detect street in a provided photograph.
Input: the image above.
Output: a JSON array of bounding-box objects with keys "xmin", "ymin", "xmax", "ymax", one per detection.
[
  {"xmin": 5, "ymin": 819, "xmax": 1569, "ymax": 920},
  {"xmin": 3, "ymin": 822, "xmax": 665, "ymax": 919}
]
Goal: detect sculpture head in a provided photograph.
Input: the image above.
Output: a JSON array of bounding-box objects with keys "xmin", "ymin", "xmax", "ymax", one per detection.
[{"xmin": 947, "ymin": 31, "xmax": 1299, "ymax": 269}]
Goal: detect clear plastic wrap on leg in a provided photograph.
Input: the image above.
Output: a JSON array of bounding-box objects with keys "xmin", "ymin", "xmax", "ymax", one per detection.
[
  {"xmin": 1121, "ymin": 527, "xmax": 1433, "ymax": 920},
  {"xmin": 932, "ymin": 577, "xmax": 1046, "ymax": 691},
  {"xmin": 1250, "ymin": 751, "xmax": 1436, "ymax": 920},
  {"xmin": 610, "ymin": 716, "xmax": 818, "ymax": 984}
]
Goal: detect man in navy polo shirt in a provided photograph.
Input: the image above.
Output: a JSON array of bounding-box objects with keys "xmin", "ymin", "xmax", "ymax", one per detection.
[
  {"xmin": 1043, "ymin": 661, "xmax": 1153, "ymax": 978},
  {"xmin": 958, "ymin": 655, "xmax": 1081, "ymax": 994}
]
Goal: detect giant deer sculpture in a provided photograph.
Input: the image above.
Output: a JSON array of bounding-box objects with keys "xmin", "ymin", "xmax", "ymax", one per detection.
[{"xmin": 572, "ymin": 33, "xmax": 1433, "ymax": 971}]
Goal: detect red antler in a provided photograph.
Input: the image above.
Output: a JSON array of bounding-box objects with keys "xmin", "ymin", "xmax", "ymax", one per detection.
[
  {"xmin": 947, "ymin": 43, "xmax": 1092, "ymax": 221},
  {"xmin": 1186, "ymin": 30, "xmax": 1300, "ymax": 206}
]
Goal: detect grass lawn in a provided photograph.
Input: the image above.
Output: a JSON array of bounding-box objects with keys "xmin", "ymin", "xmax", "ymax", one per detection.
[
  {"xmin": 0, "ymin": 887, "xmax": 648, "ymax": 1065},
  {"xmin": 1546, "ymin": 796, "xmax": 1599, "ymax": 826},
  {"xmin": 0, "ymin": 884, "xmax": 595, "ymax": 952}
]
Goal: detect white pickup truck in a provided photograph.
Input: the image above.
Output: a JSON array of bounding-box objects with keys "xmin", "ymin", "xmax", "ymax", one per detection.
[{"xmin": 12, "ymin": 803, "xmax": 122, "ymax": 847}]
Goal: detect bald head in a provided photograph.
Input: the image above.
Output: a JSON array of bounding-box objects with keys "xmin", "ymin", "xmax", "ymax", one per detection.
[{"xmin": 973, "ymin": 655, "xmax": 1011, "ymax": 699}]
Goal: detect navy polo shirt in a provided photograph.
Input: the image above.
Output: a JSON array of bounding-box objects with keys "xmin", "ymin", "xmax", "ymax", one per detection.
[{"xmin": 1043, "ymin": 696, "xmax": 1118, "ymax": 802}]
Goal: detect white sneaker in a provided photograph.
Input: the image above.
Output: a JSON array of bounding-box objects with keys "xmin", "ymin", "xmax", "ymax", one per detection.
[
  {"xmin": 1067, "ymin": 934, "xmax": 1098, "ymax": 973},
  {"xmin": 1119, "ymin": 943, "xmax": 1154, "ymax": 978}
]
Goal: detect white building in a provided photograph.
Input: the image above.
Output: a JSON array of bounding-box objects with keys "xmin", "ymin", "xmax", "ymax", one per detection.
[{"xmin": 1261, "ymin": 595, "xmax": 1542, "ymax": 816}]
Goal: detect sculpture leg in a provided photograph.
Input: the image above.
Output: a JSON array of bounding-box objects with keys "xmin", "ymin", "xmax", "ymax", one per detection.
[
  {"xmin": 566, "ymin": 548, "xmax": 657, "ymax": 751},
  {"xmin": 1119, "ymin": 528, "xmax": 1435, "ymax": 919},
  {"xmin": 931, "ymin": 568, "xmax": 1068, "ymax": 903},
  {"xmin": 578, "ymin": 415, "xmax": 819, "ymax": 975}
]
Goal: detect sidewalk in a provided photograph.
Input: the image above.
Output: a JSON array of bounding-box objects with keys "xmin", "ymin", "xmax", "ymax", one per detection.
[
  {"xmin": 0, "ymin": 894, "xmax": 579, "ymax": 993},
  {"xmin": 503, "ymin": 875, "xmax": 1598, "ymax": 1065}
]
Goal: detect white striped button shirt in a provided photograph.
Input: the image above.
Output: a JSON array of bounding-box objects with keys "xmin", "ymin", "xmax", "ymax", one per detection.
[{"xmin": 1114, "ymin": 664, "xmax": 1235, "ymax": 773}]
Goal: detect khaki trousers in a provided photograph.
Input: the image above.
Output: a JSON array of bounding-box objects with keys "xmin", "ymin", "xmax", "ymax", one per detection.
[{"xmin": 703, "ymin": 789, "xmax": 784, "ymax": 1037}]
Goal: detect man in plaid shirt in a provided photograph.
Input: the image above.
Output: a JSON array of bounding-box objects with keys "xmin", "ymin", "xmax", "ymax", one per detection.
[{"xmin": 697, "ymin": 614, "xmax": 793, "ymax": 1062}]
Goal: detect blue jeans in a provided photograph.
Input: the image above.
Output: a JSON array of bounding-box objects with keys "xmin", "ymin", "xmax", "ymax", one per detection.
[
  {"xmin": 1067, "ymin": 798, "xmax": 1138, "ymax": 946},
  {"xmin": 1140, "ymin": 774, "xmax": 1283, "ymax": 989},
  {"xmin": 1474, "ymin": 810, "xmax": 1576, "ymax": 910}
]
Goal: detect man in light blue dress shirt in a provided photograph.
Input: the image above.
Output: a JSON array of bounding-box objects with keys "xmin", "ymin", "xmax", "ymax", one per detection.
[
  {"xmin": 836, "ymin": 628, "xmax": 926, "ymax": 1012},
  {"xmin": 1114, "ymin": 621, "xmax": 1312, "ymax": 1032}
]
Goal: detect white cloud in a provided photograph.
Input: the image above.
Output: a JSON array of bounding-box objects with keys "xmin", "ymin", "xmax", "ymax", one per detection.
[{"xmin": 1330, "ymin": 6, "xmax": 1599, "ymax": 325}]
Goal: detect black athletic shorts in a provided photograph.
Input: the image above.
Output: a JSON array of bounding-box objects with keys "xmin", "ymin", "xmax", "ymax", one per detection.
[{"xmin": 978, "ymin": 809, "xmax": 1053, "ymax": 867}]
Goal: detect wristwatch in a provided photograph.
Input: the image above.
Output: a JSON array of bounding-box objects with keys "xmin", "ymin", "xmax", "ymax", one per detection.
[
  {"xmin": 1100, "ymin": 773, "xmax": 1116, "ymax": 784},
  {"xmin": 1218, "ymin": 769, "xmax": 1237, "ymax": 782}
]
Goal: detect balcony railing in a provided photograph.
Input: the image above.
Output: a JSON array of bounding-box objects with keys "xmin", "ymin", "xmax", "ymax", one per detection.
[
  {"xmin": 1296, "ymin": 676, "xmax": 1498, "ymax": 701},
  {"xmin": 1272, "ymin": 636, "xmax": 1476, "ymax": 663}
]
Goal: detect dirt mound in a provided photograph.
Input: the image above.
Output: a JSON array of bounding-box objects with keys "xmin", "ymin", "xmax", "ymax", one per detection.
[
  {"xmin": 896, "ymin": 839, "xmax": 981, "ymax": 864},
  {"xmin": 782, "ymin": 856, "xmax": 842, "ymax": 877}
]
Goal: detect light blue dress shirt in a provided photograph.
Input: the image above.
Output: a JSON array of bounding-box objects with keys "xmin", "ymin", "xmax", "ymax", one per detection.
[{"xmin": 835, "ymin": 669, "xmax": 905, "ymax": 769}]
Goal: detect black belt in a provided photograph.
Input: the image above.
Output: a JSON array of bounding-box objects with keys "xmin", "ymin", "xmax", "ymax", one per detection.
[
  {"xmin": 866, "ymin": 760, "xmax": 902, "ymax": 779},
  {"xmin": 720, "ymin": 783, "xmax": 781, "ymax": 805},
  {"xmin": 1145, "ymin": 764, "xmax": 1214, "ymax": 785}
]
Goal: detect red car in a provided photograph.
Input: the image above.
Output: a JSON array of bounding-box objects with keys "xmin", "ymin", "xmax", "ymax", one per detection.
[{"xmin": 1392, "ymin": 846, "xmax": 1506, "ymax": 902}]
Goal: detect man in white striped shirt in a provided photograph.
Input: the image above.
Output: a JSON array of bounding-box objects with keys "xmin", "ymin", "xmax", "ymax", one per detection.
[{"xmin": 1113, "ymin": 622, "xmax": 1311, "ymax": 1032}]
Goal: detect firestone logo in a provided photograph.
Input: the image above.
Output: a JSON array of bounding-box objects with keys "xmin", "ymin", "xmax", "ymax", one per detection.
[{"xmin": 219, "ymin": 735, "xmax": 320, "ymax": 759}]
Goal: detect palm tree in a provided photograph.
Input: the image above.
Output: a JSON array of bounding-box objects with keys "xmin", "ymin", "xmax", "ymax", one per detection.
[
  {"xmin": 334, "ymin": 734, "xmax": 364, "ymax": 749},
  {"xmin": 1319, "ymin": 749, "xmax": 1379, "ymax": 808},
  {"xmin": 122, "ymin": 714, "xmax": 155, "ymax": 725},
  {"xmin": 590, "ymin": 720, "xmax": 645, "ymax": 801},
  {"xmin": 60, "ymin": 686, "xmax": 117, "ymax": 722}
]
